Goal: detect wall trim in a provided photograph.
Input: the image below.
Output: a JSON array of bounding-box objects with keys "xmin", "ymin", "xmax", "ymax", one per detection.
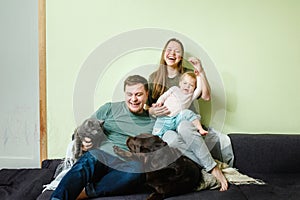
[{"xmin": 38, "ymin": 0, "xmax": 47, "ymax": 164}]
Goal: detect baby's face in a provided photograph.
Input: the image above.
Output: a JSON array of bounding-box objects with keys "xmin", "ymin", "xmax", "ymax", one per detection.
[{"xmin": 179, "ymin": 76, "xmax": 196, "ymax": 94}]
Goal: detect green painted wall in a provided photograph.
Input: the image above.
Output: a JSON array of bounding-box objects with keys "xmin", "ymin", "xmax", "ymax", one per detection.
[{"xmin": 46, "ymin": 0, "xmax": 300, "ymax": 158}]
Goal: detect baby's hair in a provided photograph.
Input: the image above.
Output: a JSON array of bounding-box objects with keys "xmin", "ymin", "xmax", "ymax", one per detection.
[{"xmin": 180, "ymin": 71, "xmax": 197, "ymax": 82}]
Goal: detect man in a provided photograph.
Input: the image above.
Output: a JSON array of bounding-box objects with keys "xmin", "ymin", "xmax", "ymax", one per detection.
[{"xmin": 51, "ymin": 75, "xmax": 155, "ymax": 200}]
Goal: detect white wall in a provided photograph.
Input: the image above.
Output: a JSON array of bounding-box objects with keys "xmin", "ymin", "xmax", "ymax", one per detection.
[
  {"xmin": 0, "ymin": 0, "xmax": 40, "ymax": 168},
  {"xmin": 46, "ymin": 0, "xmax": 300, "ymax": 158}
]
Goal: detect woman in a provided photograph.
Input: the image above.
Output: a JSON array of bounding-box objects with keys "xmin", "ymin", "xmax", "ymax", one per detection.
[
  {"xmin": 148, "ymin": 38, "xmax": 210, "ymax": 107},
  {"xmin": 147, "ymin": 38, "xmax": 228, "ymax": 191}
]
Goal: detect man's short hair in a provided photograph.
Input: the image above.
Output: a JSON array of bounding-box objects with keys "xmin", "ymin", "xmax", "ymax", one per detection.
[{"xmin": 124, "ymin": 75, "xmax": 148, "ymax": 92}]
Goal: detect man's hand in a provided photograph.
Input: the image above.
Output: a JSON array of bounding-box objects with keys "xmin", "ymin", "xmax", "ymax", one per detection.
[{"xmin": 81, "ymin": 137, "xmax": 93, "ymax": 151}]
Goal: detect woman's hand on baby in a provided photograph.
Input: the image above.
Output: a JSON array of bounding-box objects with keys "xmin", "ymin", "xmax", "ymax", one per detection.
[{"xmin": 149, "ymin": 103, "xmax": 170, "ymax": 117}]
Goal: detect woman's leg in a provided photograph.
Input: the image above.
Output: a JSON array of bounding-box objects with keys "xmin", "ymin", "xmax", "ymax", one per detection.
[
  {"xmin": 176, "ymin": 121, "xmax": 228, "ymax": 191},
  {"xmin": 175, "ymin": 120, "xmax": 216, "ymax": 171},
  {"xmin": 162, "ymin": 128, "xmax": 214, "ymax": 171}
]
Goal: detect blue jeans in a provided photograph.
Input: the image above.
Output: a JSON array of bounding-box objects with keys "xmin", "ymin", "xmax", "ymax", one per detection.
[{"xmin": 51, "ymin": 149, "xmax": 145, "ymax": 200}]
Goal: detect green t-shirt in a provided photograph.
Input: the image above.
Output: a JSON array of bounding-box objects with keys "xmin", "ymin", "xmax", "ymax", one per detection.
[{"xmin": 92, "ymin": 101, "xmax": 155, "ymax": 156}]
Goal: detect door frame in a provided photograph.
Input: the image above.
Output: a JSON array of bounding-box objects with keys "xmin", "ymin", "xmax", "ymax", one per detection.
[{"xmin": 39, "ymin": 0, "xmax": 47, "ymax": 163}]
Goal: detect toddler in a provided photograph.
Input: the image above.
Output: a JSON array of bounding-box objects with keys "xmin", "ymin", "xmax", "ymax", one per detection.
[{"xmin": 152, "ymin": 71, "xmax": 208, "ymax": 137}]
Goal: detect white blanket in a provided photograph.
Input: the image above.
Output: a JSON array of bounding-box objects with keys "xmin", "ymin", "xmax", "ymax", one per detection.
[
  {"xmin": 42, "ymin": 141, "xmax": 75, "ymax": 192},
  {"xmin": 196, "ymin": 160, "xmax": 265, "ymax": 191}
]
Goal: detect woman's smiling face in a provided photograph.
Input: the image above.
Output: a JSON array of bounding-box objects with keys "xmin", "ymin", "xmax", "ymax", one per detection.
[{"xmin": 163, "ymin": 41, "xmax": 183, "ymax": 66}]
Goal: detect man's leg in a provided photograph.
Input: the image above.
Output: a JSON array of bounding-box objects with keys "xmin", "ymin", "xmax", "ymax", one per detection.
[
  {"xmin": 51, "ymin": 149, "xmax": 145, "ymax": 200},
  {"xmin": 86, "ymin": 160, "xmax": 145, "ymax": 197},
  {"xmin": 51, "ymin": 151, "xmax": 100, "ymax": 200}
]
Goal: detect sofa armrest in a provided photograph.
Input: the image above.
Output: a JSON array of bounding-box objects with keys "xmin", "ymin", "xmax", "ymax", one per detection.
[{"xmin": 42, "ymin": 159, "xmax": 63, "ymax": 170}]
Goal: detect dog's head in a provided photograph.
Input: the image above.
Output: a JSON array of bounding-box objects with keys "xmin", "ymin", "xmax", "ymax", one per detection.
[
  {"xmin": 126, "ymin": 133, "xmax": 181, "ymax": 171},
  {"xmin": 126, "ymin": 133, "xmax": 167, "ymax": 153}
]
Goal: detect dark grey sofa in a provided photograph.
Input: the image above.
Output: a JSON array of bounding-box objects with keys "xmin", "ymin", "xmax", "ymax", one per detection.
[{"xmin": 1, "ymin": 134, "xmax": 300, "ymax": 200}]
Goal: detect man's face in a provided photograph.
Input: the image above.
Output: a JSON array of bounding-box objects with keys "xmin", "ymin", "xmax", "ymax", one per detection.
[{"xmin": 125, "ymin": 83, "xmax": 148, "ymax": 114}]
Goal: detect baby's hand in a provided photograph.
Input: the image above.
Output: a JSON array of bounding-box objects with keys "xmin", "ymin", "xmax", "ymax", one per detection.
[{"xmin": 188, "ymin": 57, "xmax": 203, "ymax": 73}]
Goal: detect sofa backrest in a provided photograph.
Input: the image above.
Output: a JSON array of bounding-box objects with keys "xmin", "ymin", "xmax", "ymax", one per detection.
[{"xmin": 229, "ymin": 133, "xmax": 300, "ymax": 174}]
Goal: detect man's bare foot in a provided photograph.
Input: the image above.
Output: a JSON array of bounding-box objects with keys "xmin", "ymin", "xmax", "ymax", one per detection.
[
  {"xmin": 211, "ymin": 166, "xmax": 228, "ymax": 191},
  {"xmin": 76, "ymin": 189, "xmax": 88, "ymax": 200}
]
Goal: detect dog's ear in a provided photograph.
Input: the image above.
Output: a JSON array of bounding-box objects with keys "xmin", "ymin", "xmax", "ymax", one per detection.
[{"xmin": 149, "ymin": 135, "xmax": 167, "ymax": 151}]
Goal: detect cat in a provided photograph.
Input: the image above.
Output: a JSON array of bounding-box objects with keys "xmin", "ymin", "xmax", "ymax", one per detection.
[{"xmin": 72, "ymin": 118, "xmax": 105, "ymax": 160}]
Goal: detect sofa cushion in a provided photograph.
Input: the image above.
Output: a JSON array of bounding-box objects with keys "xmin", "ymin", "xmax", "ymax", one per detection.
[
  {"xmin": 229, "ymin": 134, "xmax": 300, "ymax": 174},
  {"xmin": 0, "ymin": 168, "xmax": 54, "ymax": 200},
  {"xmin": 238, "ymin": 173, "xmax": 300, "ymax": 200},
  {"xmin": 39, "ymin": 185, "xmax": 248, "ymax": 200}
]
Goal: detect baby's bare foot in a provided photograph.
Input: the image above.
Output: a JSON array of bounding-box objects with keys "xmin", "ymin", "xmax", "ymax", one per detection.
[
  {"xmin": 211, "ymin": 166, "xmax": 228, "ymax": 191},
  {"xmin": 198, "ymin": 129, "xmax": 208, "ymax": 136}
]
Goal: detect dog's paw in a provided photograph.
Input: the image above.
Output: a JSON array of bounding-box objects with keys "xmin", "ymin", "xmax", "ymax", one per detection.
[
  {"xmin": 113, "ymin": 145, "xmax": 121, "ymax": 153},
  {"xmin": 113, "ymin": 145, "xmax": 133, "ymax": 158}
]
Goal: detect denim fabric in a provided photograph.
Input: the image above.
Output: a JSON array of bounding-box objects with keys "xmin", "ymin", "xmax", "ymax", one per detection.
[
  {"xmin": 51, "ymin": 150, "xmax": 145, "ymax": 200},
  {"xmin": 162, "ymin": 121, "xmax": 217, "ymax": 172},
  {"xmin": 153, "ymin": 109, "xmax": 200, "ymax": 137}
]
